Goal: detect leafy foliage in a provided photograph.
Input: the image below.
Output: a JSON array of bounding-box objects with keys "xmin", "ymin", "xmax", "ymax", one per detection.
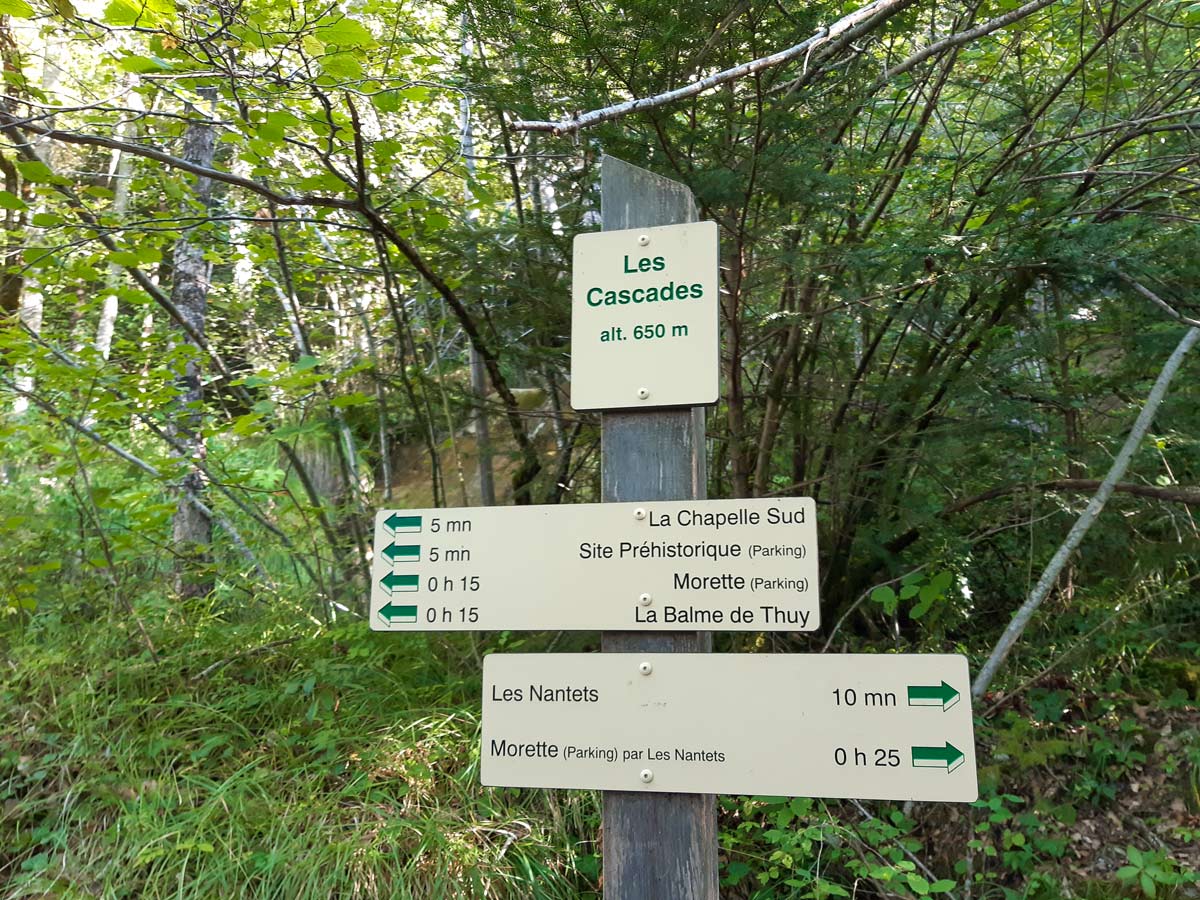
[{"xmin": 1, "ymin": 0, "xmax": 1198, "ymax": 894}]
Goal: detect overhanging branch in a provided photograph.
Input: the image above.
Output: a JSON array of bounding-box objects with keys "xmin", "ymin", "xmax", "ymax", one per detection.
[
  {"xmin": 0, "ymin": 113, "xmax": 356, "ymax": 211},
  {"xmin": 510, "ymin": 0, "xmax": 912, "ymax": 133}
]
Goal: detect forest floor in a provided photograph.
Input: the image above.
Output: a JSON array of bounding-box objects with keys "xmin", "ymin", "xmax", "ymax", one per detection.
[{"xmin": 2, "ymin": 600, "xmax": 1197, "ymax": 899}]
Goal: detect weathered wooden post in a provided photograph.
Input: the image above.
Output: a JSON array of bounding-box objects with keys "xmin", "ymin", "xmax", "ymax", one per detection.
[{"xmin": 599, "ymin": 155, "xmax": 718, "ymax": 899}]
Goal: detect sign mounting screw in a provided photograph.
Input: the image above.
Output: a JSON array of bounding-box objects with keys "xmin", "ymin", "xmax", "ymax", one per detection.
[
  {"xmin": 637, "ymin": 387, "xmax": 650, "ymax": 400},
  {"xmin": 637, "ymin": 234, "xmax": 650, "ymax": 246},
  {"xmin": 634, "ymin": 508, "xmax": 647, "ymax": 520},
  {"xmin": 638, "ymin": 593, "xmax": 653, "ymax": 607},
  {"xmin": 639, "ymin": 768, "xmax": 654, "ymax": 783},
  {"xmin": 639, "ymin": 661, "xmax": 653, "ymax": 675}
]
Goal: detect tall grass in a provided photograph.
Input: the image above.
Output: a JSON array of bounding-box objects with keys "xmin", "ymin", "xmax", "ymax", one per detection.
[{"xmin": 1, "ymin": 598, "xmax": 599, "ymax": 898}]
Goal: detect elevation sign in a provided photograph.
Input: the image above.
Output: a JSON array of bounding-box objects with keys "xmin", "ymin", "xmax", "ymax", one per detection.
[
  {"xmin": 369, "ymin": 498, "xmax": 818, "ymax": 632},
  {"xmin": 482, "ymin": 653, "xmax": 978, "ymax": 802}
]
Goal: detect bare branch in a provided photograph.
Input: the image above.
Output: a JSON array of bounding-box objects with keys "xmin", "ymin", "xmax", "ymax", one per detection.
[
  {"xmin": 873, "ymin": 0, "xmax": 1060, "ymax": 88},
  {"xmin": 0, "ymin": 113, "xmax": 356, "ymax": 211},
  {"xmin": 972, "ymin": 326, "xmax": 1200, "ymax": 700},
  {"xmin": 509, "ymin": 0, "xmax": 912, "ymax": 133},
  {"xmin": 1117, "ymin": 271, "xmax": 1200, "ymax": 328}
]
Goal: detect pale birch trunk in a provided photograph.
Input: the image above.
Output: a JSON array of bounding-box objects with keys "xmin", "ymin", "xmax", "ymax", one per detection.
[
  {"xmin": 460, "ymin": 15, "xmax": 495, "ymax": 505},
  {"xmin": 169, "ymin": 88, "xmax": 217, "ymax": 599},
  {"xmin": 95, "ymin": 78, "xmax": 141, "ymax": 360}
]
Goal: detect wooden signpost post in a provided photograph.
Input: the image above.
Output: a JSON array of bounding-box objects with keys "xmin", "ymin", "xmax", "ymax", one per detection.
[
  {"xmin": 369, "ymin": 156, "xmax": 978, "ymax": 899},
  {"xmin": 595, "ymin": 155, "xmax": 718, "ymax": 899}
]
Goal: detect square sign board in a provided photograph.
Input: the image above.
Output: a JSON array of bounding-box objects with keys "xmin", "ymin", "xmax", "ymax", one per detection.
[
  {"xmin": 483, "ymin": 653, "xmax": 978, "ymax": 802},
  {"xmin": 369, "ymin": 498, "xmax": 817, "ymax": 632},
  {"xmin": 571, "ymin": 220, "xmax": 719, "ymax": 410}
]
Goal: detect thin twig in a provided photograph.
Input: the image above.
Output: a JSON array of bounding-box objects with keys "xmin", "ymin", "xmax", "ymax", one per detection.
[{"xmin": 190, "ymin": 637, "xmax": 302, "ymax": 681}]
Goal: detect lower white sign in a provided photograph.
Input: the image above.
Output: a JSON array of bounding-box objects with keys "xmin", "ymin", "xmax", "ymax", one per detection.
[{"xmin": 482, "ymin": 653, "xmax": 978, "ymax": 802}]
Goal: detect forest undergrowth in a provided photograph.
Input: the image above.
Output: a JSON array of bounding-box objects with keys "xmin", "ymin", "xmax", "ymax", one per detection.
[{"xmin": 2, "ymin": 577, "xmax": 1197, "ymax": 899}]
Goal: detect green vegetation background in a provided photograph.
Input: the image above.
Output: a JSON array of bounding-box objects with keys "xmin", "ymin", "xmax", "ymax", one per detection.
[{"xmin": 1, "ymin": 0, "xmax": 1198, "ymax": 895}]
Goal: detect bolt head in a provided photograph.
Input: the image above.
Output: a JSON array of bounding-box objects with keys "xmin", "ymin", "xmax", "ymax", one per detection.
[
  {"xmin": 637, "ymin": 234, "xmax": 650, "ymax": 246},
  {"xmin": 634, "ymin": 508, "xmax": 647, "ymax": 520},
  {"xmin": 637, "ymin": 387, "xmax": 650, "ymax": 400},
  {"xmin": 639, "ymin": 768, "xmax": 654, "ymax": 783},
  {"xmin": 638, "ymin": 661, "xmax": 653, "ymax": 675},
  {"xmin": 638, "ymin": 593, "xmax": 652, "ymax": 607}
]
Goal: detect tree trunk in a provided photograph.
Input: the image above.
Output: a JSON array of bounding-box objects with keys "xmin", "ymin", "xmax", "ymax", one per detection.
[
  {"xmin": 96, "ymin": 77, "xmax": 141, "ymax": 360},
  {"xmin": 169, "ymin": 87, "xmax": 217, "ymax": 600}
]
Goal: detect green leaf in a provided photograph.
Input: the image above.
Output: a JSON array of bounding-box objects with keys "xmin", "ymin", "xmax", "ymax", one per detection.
[
  {"xmin": 321, "ymin": 51, "xmax": 363, "ymax": 79},
  {"xmin": 316, "ymin": 17, "xmax": 376, "ymax": 49},
  {"xmin": 329, "ymin": 392, "xmax": 372, "ymax": 408},
  {"xmin": 398, "ymin": 85, "xmax": 431, "ymax": 102},
  {"xmin": 104, "ymin": 0, "xmax": 174, "ymax": 25},
  {"xmin": 1127, "ymin": 846, "xmax": 1144, "ymax": 866},
  {"xmin": 930, "ymin": 570, "xmax": 954, "ymax": 592},
  {"xmin": 0, "ymin": 0, "xmax": 35, "ymax": 18},
  {"xmin": 257, "ymin": 111, "xmax": 299, "ymax": 143},
  {"xmin": 373, "ymin": 91, "xmax": 401, "ymax": 113},
  {"xmin": 870, "ymin": 585, "xmax": 897, "ymax": 614},
  {"xmin": 906, "ymin": 873, "xmax": 931, "ymax": 895},
  {"xmin": 134, "ymin": 245, "xmax": 162, "ymax": 264},
  {"xmin": 0, "ymin": 190, "xmax": 28, "ymax": 210},
  {"xmin": 108, "ymin": 250, "xmax": 141, "ymax": 267},
  {"xmin": 723, "ymin": 861, "xmax": 751, "ymax": 884},
  {"xmin": 1141, "ymin": 873, "xmax": 1156, "ymax": 898},
  {"xmin": 293, "ymin": 355, "xmax": 320, "ymax": 371},
  {"xmin": 301, "ymin": 34, "xmax": 324, "ymax": 57},
  {"xmin": 930, "ymin": 880, "xmax": 956, "ymax": 892},
  {"xmin": 118, "ymin": 54, "xmax": 173, "ymax": 73},
  {"xmin": 31, "ymin": 212, "xmax": 62, "ymax": 227},
  {"xmin": 231, "ymin": 413, "xmax": 264, "ymax": 436},
  {"xmin": 16, "ymin": 160, "xmax": 56, "ymax": 182}
]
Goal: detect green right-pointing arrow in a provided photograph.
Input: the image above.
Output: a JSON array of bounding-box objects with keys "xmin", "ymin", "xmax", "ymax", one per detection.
[
  {"xmin": 911, "ymin": 742, "xmax": 965, "ymax": 772},
  {"xmin": 907, "ymin": 680, "xmax": 961, "ymax": 711}
]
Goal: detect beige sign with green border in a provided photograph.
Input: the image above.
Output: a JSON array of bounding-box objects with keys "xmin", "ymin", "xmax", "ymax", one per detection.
[
  {"xmin": 482, "ymin": 653, "xmax": 978, "ymax": 802},
  {"xmin": 369, "ymin": 498, "xmax": 817, "ymax": 632}
]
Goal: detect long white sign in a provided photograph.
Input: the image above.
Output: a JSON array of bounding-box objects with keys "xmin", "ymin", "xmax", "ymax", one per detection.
[
  {"xmin": 482, "ymin": 653, "xmax": 977, "ymax": 802},
  {"xmin": 571, "ymin": 221, "xmax": 719, "ymax": 410},
  {"xmin": 369, "ymin": 498, "xmax": 818, "ymax": 632}
]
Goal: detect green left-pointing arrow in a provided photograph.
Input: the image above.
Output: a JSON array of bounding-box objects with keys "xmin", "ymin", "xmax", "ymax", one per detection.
[
  {"xmin": 379, "ymin": 602, "xmax": 418, "ymax": 624},
  {"xmin": 382, "ymin": 543, "xmax": 420, "ymax": 563},
  {"xmin": 380, "ymin": 572, "xmax": 420, "ymax": 595},
  {"xmin": 907, "ymin": 681, "xmax": 961, "ymax": 711},
  {"xmin": 911, "ymin": 742, "xmax": 965, "ymax": 772},
  {"xmin": 383, "ymin": 513, "xmax": 422, "ymax": 535}
]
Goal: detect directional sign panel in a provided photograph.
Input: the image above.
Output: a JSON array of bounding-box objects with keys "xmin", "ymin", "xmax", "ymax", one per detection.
[
  {"xmin": 482, "ymin": 653, "xmax": 977, "ymax": 802},
  {"xmin": 370, "ymin": 498, "xmax": 817, "ymax": 632},
  {"xmin": 571, "ymin": 221, "xmax": 719, "ymax": 410}
]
